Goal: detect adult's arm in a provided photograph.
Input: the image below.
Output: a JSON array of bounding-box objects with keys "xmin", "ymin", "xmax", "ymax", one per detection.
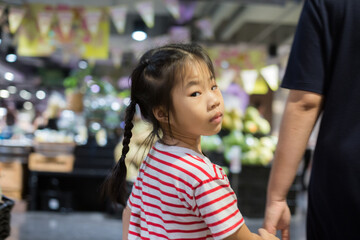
[
  {"xmin": 264, "ymin": 90, "xmax": 323, "ymax": 240},
  {"xmin": 122, "ymin": 205, "xmax": 131, "ymax": 240}
]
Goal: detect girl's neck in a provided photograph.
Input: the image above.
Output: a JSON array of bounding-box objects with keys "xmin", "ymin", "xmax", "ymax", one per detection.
[{"xmin": 161, "ymin": 135, "xmax": 202, "ymax": 155}]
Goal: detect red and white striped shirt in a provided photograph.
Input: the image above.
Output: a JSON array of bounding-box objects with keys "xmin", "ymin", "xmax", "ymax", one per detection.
[{"xmin": 127, "ymin": 142, "xmax": 244, "ymax": 240}]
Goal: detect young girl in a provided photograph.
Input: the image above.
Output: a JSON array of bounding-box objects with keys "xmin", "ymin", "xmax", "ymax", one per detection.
[{"xmin": 104, "ymin": 43, "xmax": 279, "ymax": 240}]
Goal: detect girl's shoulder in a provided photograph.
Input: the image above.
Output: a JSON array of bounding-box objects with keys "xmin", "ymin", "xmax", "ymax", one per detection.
[{"xmin": 150, "ymin": 142, "xmax": 225, "ymax": 182}]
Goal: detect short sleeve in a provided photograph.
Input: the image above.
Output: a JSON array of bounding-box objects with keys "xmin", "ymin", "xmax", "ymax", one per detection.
[
  {"xmin": 193, "ymin": 177, "xmax": 244, "ymax": 240},
  {"xmin": 127, "ymin": 176, "xmax": 142, "ymax": 210},
  {"xmin": 282, "ymin": 0, "xmax": 331, "ymax": 94},
  {"xmin": 127, "ymin": 182, "xmax": 137, "ymax": 209}
]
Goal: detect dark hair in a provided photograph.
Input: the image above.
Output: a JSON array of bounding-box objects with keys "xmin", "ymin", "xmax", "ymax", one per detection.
[{"xmin": 103, "ymin": 43, "xmax": 215, "ymax": 205}]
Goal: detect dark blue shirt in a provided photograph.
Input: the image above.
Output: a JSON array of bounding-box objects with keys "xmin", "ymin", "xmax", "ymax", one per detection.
[{"xmin": 282, "ymin": 0, "xmax": 360, "ymax": 239}]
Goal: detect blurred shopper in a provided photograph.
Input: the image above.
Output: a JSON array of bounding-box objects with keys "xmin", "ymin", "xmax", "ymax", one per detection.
[
  {"xmin": 0, "ymin": 106, "xmax": 16, "ymax": 139},
  {"xmin": 264, "ymin": 0, "xmax": 360, "ymax": 239}
]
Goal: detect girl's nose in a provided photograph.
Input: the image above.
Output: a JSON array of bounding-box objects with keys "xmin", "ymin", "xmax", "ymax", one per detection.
[{"xmin": 208, "ymin": 92, "xmax": 221, "ymax": 110}]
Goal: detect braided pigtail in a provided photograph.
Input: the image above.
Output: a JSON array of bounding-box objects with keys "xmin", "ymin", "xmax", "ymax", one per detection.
[{"xmin": 103, "ymin": 101, "xmax": 137, "ymax": 205}]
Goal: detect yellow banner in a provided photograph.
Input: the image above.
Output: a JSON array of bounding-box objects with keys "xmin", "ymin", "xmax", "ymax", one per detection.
[
  {"xmin": 82, "ymin": 19, "xmax": 109, "ymax": 59},
  {"xmin": 17, "ymin": 18, "xmax": 55, "ymax": 57}
]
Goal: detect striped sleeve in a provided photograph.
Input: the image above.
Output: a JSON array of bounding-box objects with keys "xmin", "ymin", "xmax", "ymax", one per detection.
[
  {"xmin": 193, "ymin": 177, "xmax": 244, "ymax": 240},
  {"xmin": 127, "ymin": 174, "xmax": 142, "ymax": 210}
]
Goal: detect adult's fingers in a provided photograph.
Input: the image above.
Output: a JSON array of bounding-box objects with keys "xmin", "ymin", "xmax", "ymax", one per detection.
[
  {"xmin": 263, "ymin": 209, "xmax": 279, "ymax": 235},
  {"xmin": 258, "ymin": 228, "xmax": 279, "ymax": 240},
  {"xmin": 263, "ymin": 219, "xmax": 277, "ymax": 235},
  {"xmin": 281, "ymin": 228, "xmax": 290, "ymax": 240}
]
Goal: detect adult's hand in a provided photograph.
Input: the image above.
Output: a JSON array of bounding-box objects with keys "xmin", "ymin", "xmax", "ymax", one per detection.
[
  {"xmin": 258, "ymin": 228, "xmax": 280, "ymax": 240},
  {"xmin": 263, "ymin": 200, "xmax": 291, "ymax": 240}
]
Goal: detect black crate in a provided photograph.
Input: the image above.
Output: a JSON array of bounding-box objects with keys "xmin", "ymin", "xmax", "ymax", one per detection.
[
  {"xmin": 74, "ymin": 138, "xmax": 116, "ymax": 169},
  {"xmin": 231, "ymin": 165, "xmax": 301, "ymax": 218},
  {"xmin": 40, "ymin": 190, "xmax": 73, "ymax": 212},
  {"xmin": 0, "ymin": 196, "xmax": 15, "ymax": 240}
]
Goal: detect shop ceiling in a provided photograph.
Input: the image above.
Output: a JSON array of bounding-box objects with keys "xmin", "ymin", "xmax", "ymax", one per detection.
[
  {"xmin": 1, "ymin": 0, "xmax": 303, "ymax": 45},
  {"xmin": 0, "ymin": 0, "xmax": 304, "ymax": 91}
]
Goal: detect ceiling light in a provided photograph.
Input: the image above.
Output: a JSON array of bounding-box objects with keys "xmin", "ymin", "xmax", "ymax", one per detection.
[
  {"xmin": 5, "ymin": 47, "xmax": 17, "ymax": 63},
  {"xmin": 111, "ymin": 102, "xmax": 121, "ymax": 111},
  {"xmin": 0, "ymin": 90, "xmax": 10, "ymax": 98},
  {"xmin": 90, "ymin": 84, "xmax": 100, "ymax": 93},
  {"xmin": 78, "ymin": 60, "xmax": 88, "ymax": 69},
  {"xmin": 23, "ymin": 101, "xmax": 33, "ymax": 110},
  {"xmin": 4, "ymin": 72, "xmax": 14, "ymax": 81},
  {"xmin": 7, "ymin": 86, "xmax": 17, "ymax": 94},
  {"xmin": 91, "ymin": 122, "xmax": 101, "ymax": 131},
  {"xmin": 132, "ymin": 31, "xmax": 147, "ymax": 41},
  {"xmin": 132, "ymin": 20, "xmax": 147, "ymax": 42},
  {"xmin": 0, "ymin": 108, "xmax": 6, "ymax": 117},
  {"xmin": 20, "ymin": 90, "xmax": 32, "ymax": 100},
  {"xmin": 36, "ymin": 90, "xmax": 46, "ymax": 100}
]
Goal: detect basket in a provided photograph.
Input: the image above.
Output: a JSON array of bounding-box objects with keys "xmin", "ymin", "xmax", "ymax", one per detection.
[{"xmin": 0, "ymin": 196, "xmax": 15, "ymax": 239}]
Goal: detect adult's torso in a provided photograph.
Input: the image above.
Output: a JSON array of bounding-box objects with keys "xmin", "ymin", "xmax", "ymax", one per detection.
[{"xmin": 283, "ymin": 0, "xmax": 360, "ymax": 239}]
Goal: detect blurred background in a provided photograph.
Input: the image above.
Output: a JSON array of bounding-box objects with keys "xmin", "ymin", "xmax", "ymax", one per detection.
[{"xmin": 0, "ymin": 0, "xmax": 310, "ymax": 239}]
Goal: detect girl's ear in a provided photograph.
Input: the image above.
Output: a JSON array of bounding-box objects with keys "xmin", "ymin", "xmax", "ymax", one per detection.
[{"xmin": 153, "ymin": 106, "xmax": 168, "ymax": 123}]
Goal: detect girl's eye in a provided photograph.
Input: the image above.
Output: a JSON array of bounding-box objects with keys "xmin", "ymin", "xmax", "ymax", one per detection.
[
  {"xmin": 211, "ymin": 85, "xmax": 218, "ymax": 90},
  {"xmin": 191, "ymin": 92, "xmax": 201, "ymax": 97}
]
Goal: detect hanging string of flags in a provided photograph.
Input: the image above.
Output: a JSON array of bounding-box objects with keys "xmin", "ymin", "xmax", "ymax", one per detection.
[
  {"xmin": 0, "ymin": 1, "xmax": 185, "ymax": 58},
  {"xmin": 0, "ymin": 2, "xmax": 281, "ymax": 93},
  {"xmin": 0, "ymin": 1, "xmax": 219, "ymax": 60},
  {"xmin": 109, "ymin": 5, "xmax": 127, "ymax": 34},
  {"xmin": 57, "ymin": 5, "xmax": 74, "ymax": 39},
  {"xmin": 207, "ymin": 46, "xmax": 280, "ymax": 95},
  {"xmin": 0, "ymin": 1, "xmax": 187, "ymax": 37},
  {"xmin": 8, "ymin": 6, "xmax": 26, "ymax": 34}
]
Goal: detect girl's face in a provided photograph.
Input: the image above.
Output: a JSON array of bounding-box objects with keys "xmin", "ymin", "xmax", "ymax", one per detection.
[{"xmin": 168, "ymin": 61, "xmax": 224, "ymax": 141}]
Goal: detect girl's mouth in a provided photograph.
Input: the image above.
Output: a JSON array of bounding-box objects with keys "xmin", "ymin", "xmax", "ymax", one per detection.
[{"xmin": 210, "ymin": 113, "xmax": 223, "ymax": 123}]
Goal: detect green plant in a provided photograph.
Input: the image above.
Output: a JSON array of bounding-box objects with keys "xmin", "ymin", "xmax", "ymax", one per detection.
[{"xmin": 63, "ymin": 67, "xmax": 92, "ymax": 94}]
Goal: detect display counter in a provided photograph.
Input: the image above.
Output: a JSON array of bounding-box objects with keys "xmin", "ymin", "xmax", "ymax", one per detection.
[{"xmin": 27, "ymin": 139, "xmax": 116, "ymax": 213}]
